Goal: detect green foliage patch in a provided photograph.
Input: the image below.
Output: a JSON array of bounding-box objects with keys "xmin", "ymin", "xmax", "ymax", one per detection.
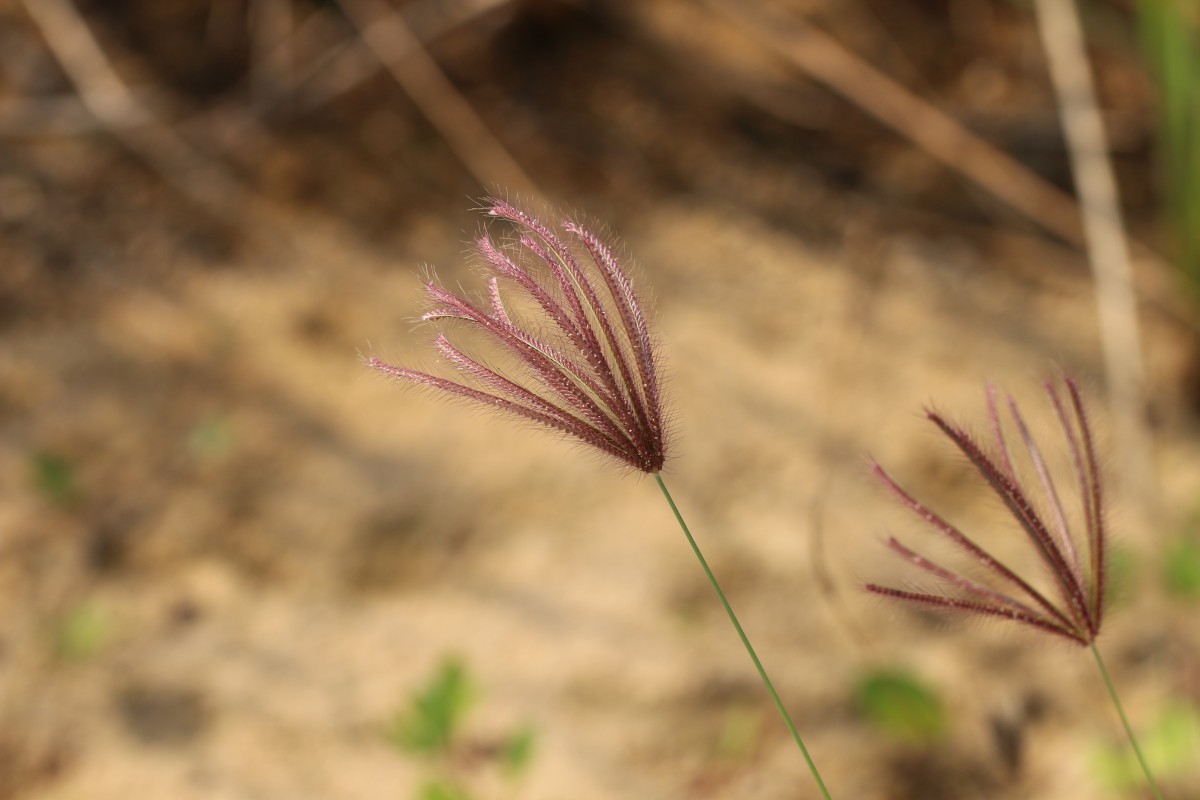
[{"xmin": 856, "ymin": 669, "xmax": 946, "ymax": 743}]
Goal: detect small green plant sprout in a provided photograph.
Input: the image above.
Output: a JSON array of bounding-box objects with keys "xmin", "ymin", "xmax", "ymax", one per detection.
[
  {"xmin": 53, "ymin": 602, "xmax": 108, "ymax": 662},
  {"xmin": 388, "ymin": 657, "xmax": 475, "ymax": 756},
  {"xmin": 713, "ymin": 706, "xmax": 762, "ymax": 763},
  {"xmin": 500, "ymin": 726, "xmax": 536, "ymax": 779},
  {"xmin": 855, "ymin": 668, "xmax": 946, "ymax": 744},
  {"xmin": 31, "ymin": 451, "xmax": 77, "ymax": 506},
  {"xmin": 388, "ymin": 656, "xmax": 537, "ymax": 799},
  {"xmin": 417, "ymin": 778, "xmax": 472, "ymax": 800},
  {"xmin": 187, "ymin": 413, "xmax": 235, "ymax": 460}
]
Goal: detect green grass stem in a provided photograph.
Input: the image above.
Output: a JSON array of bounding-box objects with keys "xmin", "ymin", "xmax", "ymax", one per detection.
[
  {"xmin": 654, "ymin": 473, "xmax": 833, "ymax": 799},
  {"xmin": 1090, "ymin": 642, "xmax": 1165, "ymax": 800}
]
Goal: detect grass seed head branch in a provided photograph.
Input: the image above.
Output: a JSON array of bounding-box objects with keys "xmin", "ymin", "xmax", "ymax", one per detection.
[
  {"xmin": 867, "ymin": 376, "xmax": 1108, "ymax": 645},
  {"xmin": 368, "ymin": 199, "xmax": 666, "ymax": 473}
]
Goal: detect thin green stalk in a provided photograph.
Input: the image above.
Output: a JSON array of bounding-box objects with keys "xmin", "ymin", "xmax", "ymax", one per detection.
[
  {"xmin": 654, "ymin": 473, "xmax": 833, "ymax": 799},
  {"xmin": 1090, "ymin": 642, "xmax": 1165, "ymax": 800}
]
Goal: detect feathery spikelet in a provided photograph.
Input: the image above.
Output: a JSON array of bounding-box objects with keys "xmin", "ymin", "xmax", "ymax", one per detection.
[
  {"xmin": 866, "ymin": 377, "xmax": 1107, "ymax": 646},
  {"xmin": 368, "ymin": 199, "xmax": 667, "ymax": 473}
]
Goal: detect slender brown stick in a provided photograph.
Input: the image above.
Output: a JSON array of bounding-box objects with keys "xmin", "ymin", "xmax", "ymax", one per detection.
[
  {"xmin": 700, "ymin": 0, "xmax": 1086, "ymax": 248},
  {"xmin": 20, "ymin": 0, "xmax": 249, "ymax": 216},
  {"xmin": 689, "ymin": 0, "xmax": 1199, "ymax": 338},
  {"xmin": 336, "ymin": 0, "xmax": 540, "ymax": 199},
  {"xmin": 1032, "ymin": 0, "xmax": 1156, "ymax": 516}
]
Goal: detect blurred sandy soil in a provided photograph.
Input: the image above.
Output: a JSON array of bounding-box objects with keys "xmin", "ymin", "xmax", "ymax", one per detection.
[{"xmin": 1, "ymin": 0, "xmax": 1198, "ymax": 798}]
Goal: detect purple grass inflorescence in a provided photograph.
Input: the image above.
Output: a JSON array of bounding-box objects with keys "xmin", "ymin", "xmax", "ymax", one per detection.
[
  {"xmin": 367, "ymin": 199, "xmax": 667, "ymax": 473},
  {"xmin": 371, "ymin": 201, "xmax": 835, "ymax": 798},
  {"xmin": 866, "ymin": 376, "xmax": 1107, "ymax": 646}
]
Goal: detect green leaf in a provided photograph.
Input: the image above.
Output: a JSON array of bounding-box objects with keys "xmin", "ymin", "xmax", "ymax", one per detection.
[
  {"xmin": 714, "ymin": 706, "xmax": 761, "ymax": 762},
  {"xmin": 54, "ymin": 603, "xmax": 108, "ymax": 661},
  {"xmin": 388, "ymin": 657, "xmax": 474, "ymax": 755},
  {"xmin": 31, "ymin": 452, "xmax": 77, "ymax": 505},
  {"xmin": 1163, "ymin": 535, "xmax": 1200, "ymax": 600},
  {"xmin": 1136, "ymin": 0, "xmax": 1200, "ymax": 288},
  {"xmin": 501, "ymin": 725, "xmax": 537, "ymax": 777},
  {"xmin": 418, "ymin": 777, "xmax": 472, "ymax": 800},
  {"xmin": 856, "ymin": 669, "xmax": 946, "ymax": 743},
  {"xmin": 187, "ymin": 414, "xmax": 235, "ymax": 459}
]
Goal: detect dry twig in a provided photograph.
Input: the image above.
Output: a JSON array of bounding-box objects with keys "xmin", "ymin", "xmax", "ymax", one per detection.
[
  {"xmin": 336, "ymin": 0, "xmax": 541, "ymax": 199},
  {"xmin": 21, "ymin": 0, "xmax": 250, "ymax": 217},
  {"xmin": 656, "ymin": 0, "xmax": 1194, "ymax": 336},
  {"xmin": 1033, "ymin": 0, "xmax": 1155, "ymax": 512},
  {"xmin": 265, "ymin": 0, "xmax": 515, "ymax": 116},
  {"xmin": 703, "ymin": 0, "xmax": 1087, "ymax": 248},
  {"xmin": 249, "ymin": 0, "xmax": 296, "ymax": 112}
]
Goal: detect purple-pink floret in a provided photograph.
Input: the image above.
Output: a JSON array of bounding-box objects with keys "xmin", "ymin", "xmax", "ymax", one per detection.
[
  {"xmin": 368, "ymin": 199, "xmax": 666, "ymax": 473},
  {"xmin": 866, "ymin": 377, "xmax": 1107, "ymax": 646}
]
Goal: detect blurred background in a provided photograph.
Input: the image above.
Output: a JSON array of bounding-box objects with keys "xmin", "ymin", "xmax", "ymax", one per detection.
[{"xmin": 2, "ymin": 0, "xmax": 1199, "ymax": 797}]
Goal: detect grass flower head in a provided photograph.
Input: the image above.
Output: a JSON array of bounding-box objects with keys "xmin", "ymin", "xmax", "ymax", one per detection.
[
  {"xmin": 867, "ymin": 376, "xmax": 1107, "ymax": 646},
  {"xmin": 369, "ymin": 201, "xmax": 836, "ymax": 798},
  {"xmin": 368, "ymin": 199, "xmax": 666, "ymax": 473}
]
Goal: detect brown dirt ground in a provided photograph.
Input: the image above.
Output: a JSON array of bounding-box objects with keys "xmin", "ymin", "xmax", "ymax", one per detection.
[{"xmin": 1, "ymin": 1, "xmax": 1198, "ymax": 798}]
